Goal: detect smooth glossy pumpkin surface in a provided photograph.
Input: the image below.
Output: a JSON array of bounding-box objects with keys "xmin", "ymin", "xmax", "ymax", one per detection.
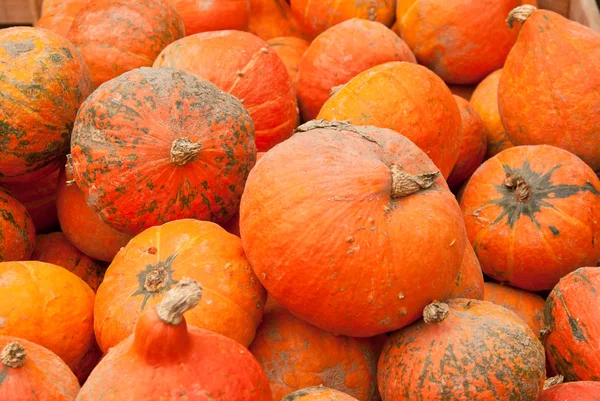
[
  {"xmin": 297, "ymin": 19, "xmax": 416, "ymax": 121},
  {"xmin": 461, "ymin": 145, "xmax": 600, "ymax": 291},
  {"xmin": 538, "ymin": 381, "xmax": 600, "ymax": 401},
  {"xmin": 280, "ymin": 387, "xmax": 359, "ymax": 401},
  {"xmin": 249, "ymin": 0, "xmax": 305, "ymax": 40},
  {"xmin": 267, "ymin": 36, "xmax": 309, "ymax": 83},
  {"xmin": 154, "ymin": 30, "xmax": 298, "ymax": 152},
  {"xmin": 0, "ymin": 27, "xmax": 93, "ymax": 183},
  {"xmin": 318, "ymin": 62, "xmax": 462, "ymax": 178},
  {"xmin": 445, "ymin": 242, "xmax": 484, "ymax": 300},
  {"xmin": 70, "ymin": 67, "xmax": 256, "ymax": 235},
  {"xmin": 484, "ymin": 282, "xmax": 544, "ymax": 337},
  {"xmin": 35, "ymin": 1, "xmax": 87, "ymax": 37},
  {"xmin": 170, "ymin": 0, "xmax": 249, "ymax": 35},
  {"xmin": 0, "ymin": 188, "xmax": 35, "ymax": 262}
]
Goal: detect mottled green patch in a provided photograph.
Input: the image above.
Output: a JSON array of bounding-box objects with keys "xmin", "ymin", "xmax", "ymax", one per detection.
[
  {"xmin": 0, "ymin": 366, "xmax": 8, "ymax": 386},
  {"xmin": 131, "ymin": 254, "xmax": 178, "ymax": 310}
]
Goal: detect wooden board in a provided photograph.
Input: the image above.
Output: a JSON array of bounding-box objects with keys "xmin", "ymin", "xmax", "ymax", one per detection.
[
  {"xmin": 0, "ymin": 0, "xmax": 42, "ymax": 26},
  {"xmin": 539, "ymin": 0, "xmax": 571, "ymax": 16},
  {"xmin": 570, "ymin": 0, "xmax": 600, "ymax": 31}
]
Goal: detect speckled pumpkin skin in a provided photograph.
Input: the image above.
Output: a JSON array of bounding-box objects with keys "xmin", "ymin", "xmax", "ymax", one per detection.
[
  {"xmin": 41, "ymin": 0, "xmax": 87, "ymax": 15},
  {"xmin": 70, "ymin": 67, "xmax": 256, "ymax": 235},
  {"xmin": 0, "ymin": 27, "xmax": 93, "ymax": 183},
  {"xmin": 67, "ymin": 0, "xmax": 185, "ymax": 88},
  {"xmin": 0, "ymin": 188, "xmax": 35, "ymax": 262},
  {"xmin": 460, "ymin": 145, "xmax": 600, "ymax": 291},
  {"xmin": 538, "ymin": 382, "xmax": 600, "ymax": 401},
  {"xmin": 543, "ymin": 267, "xmax": 600, "ymax": 381},
  {"xmin": 35, "ymin": 1, "xmax": 87, "ymax": 37},
  {"xmin": 267, "ymin": 37, "xmax": 309, "ymax": 83},
  {"xmin": 378, "ymin": 299, "xmax": 546, "ymax": 401},
  {"xmin": 154, "ymin": 30, "xmax": 298, "ymax": 152},
  {"xmin": 445, "ymin": 242, "xmax": 484, "ymax": 300},
  {"xmin": 280, "ymin": 387, "xmax": 359, "ymax": 401},
  {"xmin": 249, "ymin": 0, "xmax": 306, "ymax": 40},
  {"xmin": 170, "ymin": 0, "xmax": 250, "ymax": 35},
  {"xmin": 484, "ymin": 282, "xmax": 544, "ymax": 337},
  {"xmin": 297, "ymin": 19, "xmax": 416, "ymax": 121}
]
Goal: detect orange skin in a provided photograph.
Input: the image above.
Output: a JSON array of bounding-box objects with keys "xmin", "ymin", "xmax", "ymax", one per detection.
[
  {"xmin": 499, "ymin": 8, "xmax": 600, "ymax": 172},
  {"xmin": 155, "ymin": 31, "xmax": 298, "ymax": 152},
  {"xmin": 249, "ymin": 0, "xmax": 306, "ymax": 40},
  {"xmin": 249, "ymin": 306, "xmax": 379, "ymax": 400},
  {"xmin": 70, "ymin": 338, "xmax": 102, "ymax": 385},
  {"xmin": 41, "ymin": 0, "xmax": 87, "ymax": 15},
  {"xmin": 94, "ymin": 219, "xmax": 267, "ymax": 353},
  {"xmin": 378, "ymin": 299, "xmax": 546, "ymax": 400},
  {"xmin": 169, "ymin": 0, "xmax": 249, "ymax": 35},
  {"xmin": 460, "ymin": 145, "xmax": 600, "ymax": 291},
  {"xmin": 0, "ymin": 27, "xmax": 93, "ymax": 183},
  {"xmin": 281, "ymin": 387, "xmax": 359, "ymax": 401},
  {"xmin": 446, "ymin": 242, "xmax": 484, "ymax": 300},
  {"xmin": 297, "ymin": 19, "xmax": 416, "ymax": 121},
  {"xmin": 0, "ymin": 261, "xmax": 95, "ymax": 372},
  {"xmin": 447, "ymin": 96, "xmax": 488, "ymax": 188},
  {"xmin": 240, "ymin": 122, "xmax": 466, "ymax": 337},
  {"xmin": 67, "ymin": 0, "xmax": 185, "ymax": 88},
  {"xmin": 471, "ymin": 69, "xmax": 514, "ymax": 159},
  {"xmin": 543, "ymin": 267, "xmax": 600, "ymax": 381},
  {"xmin": 397, "ymin": 0, "xmax": 537, "ymax": 84},
  {"xmin": 0, "ymin": 188, "xmax": 35, "ymax": 262},
  {"xmin": 0, "ymin": 335, "xmax": 80, "ymax": 401},
  {"xmin": 35, "ymin": 1, "xmax": 87, "ymax": 37},
  {"xmin": 538, "ymin": 382, "xmax": 600, "ymax": 401},
  {"xmin": 267, "ymin": 36, "xmax": 309, "ymax": 84},
  {"xmin": 318, "ymin": 62, "xmax": 462, "ymax": 179}
]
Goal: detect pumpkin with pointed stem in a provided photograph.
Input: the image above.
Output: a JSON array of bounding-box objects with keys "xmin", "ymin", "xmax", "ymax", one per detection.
[
  {"xmin": 170, "ymin": 0, "xmax": 250, "ymax": 35},
  {"xmin": 484, "ymin": 282, "xmax": 544, "ymax": 337},
  {"xmin": 0, "ymin": 188, "xmax": 35, "ymax": 262},
  {"xmin": 267, "ymin": 37, "xmax": 309, "ymax": 83},
  {"xmin": 538, "ymin": 381, "xmax": 600, "ymax": 401},
  {"xmin": 445, "ymin": 242, "xmax": 484, "ymax": 300},
  {"xmin": 249, "ymin": 0, "xmax": 305, "ymax": 40},
  {"xmin": 281, "ymin": 387, "xmax": 359, "ymax": 401}
]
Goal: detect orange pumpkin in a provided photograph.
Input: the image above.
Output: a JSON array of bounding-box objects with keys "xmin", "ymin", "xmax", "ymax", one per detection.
[
  {"xmin": 297, "ymin": 19, "xmax": 416, "ymax": 121},
  {"xmin": 0, "ymin": 261, "xmax": 95, "ymax": 372},
  {"xmin": 169, "ymin": 0, "xmax": 250, "ymax": 35},
  {"xmin": 67, "ymin": 0, "xmax": 185, "ymax": 88},
  {"xmin": 71, "ymin": 338, "xmax": 102, "ymax": 385},
  {"xmin": 448, "ymin": 84, "xmax": 477, "ymax": 100},
  {"xmin": 538, "ymin": 381, "xmax": 600, "ymax": 401},
  {"xmin": 94, "ymin": 219, "xmax": 266, "ymax": 353},
  {"xmin": 0, "ymin": 188, "xmax": 35, "ymax": 262},
  {"xmin": 460, "ymin": 145, "xmax": 600, "ymax": 291},
  {"xmin": 35, "ymin": 1, "xmax": 87, "ymax": 37},
  {"xmin": 318, "ymin": 62, "xmax": 462, "ymax": 178},
  {"xmin": 249, "ymin": 0, "xmax": 305, "ymax": 40},
  {"xmin": 41, "ymin": 0, "xmax": 86, "ymax": 15},
  {"xmin": 499, "ymin": 5, "xmax": 600, "ymax": 172},
  {"xmin": 281, "ymin": 387, "xmax": 360, "ymax": 401},
  {"xmin": 447, "ymin": 96, "xmax": 488, "ymax": 188},
  {"xmin": 378, "ymin": 300, "xmax": 546, "ymax": 400},
  {"xmin": 79, "ymin": 279, "xmax": 272, "ymax": 400},
  {"xmin": 445, "ymin": 242, "xmax": 484, "ymax": 300},
  {"xmin": 154, "ymin": 31, "xmax": 298, "ymax": 152},
  {"xmin": 0, "ymin": 27, "xmax": 92, "ymax": 183},
  {"xmin": 267, "ymin": 36, "xmax": 309, "ymax": 83},
  {"xmin": 240, "ymin": 121, "xmax": 466, "ymax": 337},
  {"xmin": 0, "ymin": 336, "xmax": 80, "ymax": 401},
  {"xmin": 249, "ymin": 306, "xmax": 378, "ymax": 400}
]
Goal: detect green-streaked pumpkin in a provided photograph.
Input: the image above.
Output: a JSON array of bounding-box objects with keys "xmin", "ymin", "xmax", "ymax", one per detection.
[{"xmin": 0, "ymin": 187, "xmax": 35, "ymax": 262}]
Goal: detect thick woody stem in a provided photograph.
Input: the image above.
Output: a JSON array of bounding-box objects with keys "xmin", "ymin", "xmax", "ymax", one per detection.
[
  {"xmin": 507, "ymin": 5, "xmax": 537, "ymax": 28},
  {"xmin": 1, "ymin": 342, "xmax": 27, "ymax": 368},
  {"xmin": 423, "ymin": 302, "xmax": 450, "ymax": 323},
  {"xmin": 156, "ymin": 278, "xmax": 203, "ymax": 326},
  {"xmin": 391, "ymin": 165, "xmax": 439, "ymax": 198},
  {"xmin": 170, "ymin": 138, "xmax": 202, "ymax": 166}
]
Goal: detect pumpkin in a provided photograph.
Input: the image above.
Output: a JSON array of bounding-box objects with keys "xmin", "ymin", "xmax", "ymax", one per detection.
[
  {"xmin": 67, "ymin": 0, "xmax": 185, "ymax": 88},
  {"xmin": 447, "ymin": 96, "xmax": 488, "ymax": 188},
  {"xmin": 56, "ymin": 168, "xmax": 132, "ymax": 263},
  {"xmin": 499, "ymin": 5, "xmax": 600, "ymax": 172},
  {"xmin": 71, "ymin": 338, "xmax": 102, "ymax": 385},
  {"xmin": 169, "ymin": 0, "xmax": 250, "ymax": 36},
  {"xmin": 471, "ymin": 69, "xmax": 513, "ymax": 158},
  {"xmin": 78, "ymin": 279, "xmax": 272, "ymax": 400},
  {"xmin": 267, "ymin": 36, "xmax": 309, "ymax": 83},
  {"xmin": 378, "ymin": 299, "xmax": 546, "ymax": 400},
  {"xmin": 538, "ymin": 381, "xmax": 600, "ymax": 401},
  {"xmin": 154, "ymin": 30, "xmax": 298, "ymax": 152},
  {"xmin": 0, "ymin": 27, "xmax": 93, "ymax": 183},
  {"xmin": 396, "ymin": 0, "xmax": 537, "ymax": 84},
  {"xmin": 70, "ymin": 67, "xmax": 256, "ymax": 235},
  {"xmin": 447, "ymin": 84, "xmax": 476, "ymax": 101},
  {"xmin": 0, "ymin": 188, "xmax": 35, "ymax": 262},
  {"xmin": 281, "ymin": 387, "xmax": 359, "ymax": 401},
  {"xmin": 41, "ymin": 0, "xmax": 87, "ymax": 15},
  {"xmin": 296, "ymin": 19, "xmax": 416, "ymax": 121},
  {"xmin": 240, "ymin": 120, "xmax": 466, "ymax": 337},
  {"xmin": 249, "ymin": 0, "xmax": 305, "ymax": 40},
  {"xmin": 460, "ymin": 145, "xmax": 600, "ymax": 291},
  {"xmin": 0, "ymin": 261, "xmax": 95, "ymax": 372},
  {"xmin": 318, "ymin": 62, "xmax": 462, "ymax": 179},
  {"xmin": 445, "ymin": 242, "xmax": 484, "ymax": 300},
  {"xmin": 31, "ymin": 232, "xmax": 105, "ymax": 292},
  {"xmin": 249, "ymin": 306, "xmax": 379, "ymax": 400},
  {"xmin": 484, "ymin": 282, "xmax": 545, "ymax": 337},
  {"xmin": 0, "ymin": 336, "xmax": 80, "ymax": 401},
  {"xmin": 543, "ymin": 267, "xmax": 600, "ymax": 381},
  {"xmin": 35, "ymin": 1, "xmax": 87, "ymax": 37},
  {"xmin": 94, "ymin": 219, "xmax": 266, "ymax": 353}
]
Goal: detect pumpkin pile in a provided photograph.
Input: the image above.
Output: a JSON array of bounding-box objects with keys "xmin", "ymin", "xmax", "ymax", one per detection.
[{"xmin": 1, "ymin": 0, "xmax": 599, "ymax": 399}]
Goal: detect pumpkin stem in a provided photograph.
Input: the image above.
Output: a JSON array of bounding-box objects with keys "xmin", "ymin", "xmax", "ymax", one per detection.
[
  {"xmin": 503, "ymin": 174, "xmax": 532, "ymax": 203},
  {"xmin": 507, "ymin": 5, "xmax": 537, "ymax": 28},
  {"xmin": 156, "ymin": 277, "xmax": 202, "ymax": 326},
  {"xmin": 543, "ymin": 375, "xmax": 564, "ymax": 390},
  {"xmin": 390, "ymin": 165, "xmax": 439, "ymax": 198},
  {"xmin": 170, "ymin": 138, "xmax": 202, "ymax": 166},
  {"xmin": 144, "ymin": 266, "xmax": 168, "ymax": 293},
  {"xmin": 423, "ymin": 302, "xmax": 450, "ymax": 323},
  {"xmin": 1, "ymin": 342, "xmax": 27, "ymax": 368}
]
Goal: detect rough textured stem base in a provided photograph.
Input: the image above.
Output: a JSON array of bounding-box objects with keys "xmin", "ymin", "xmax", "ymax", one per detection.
[
  {"xmin": 391, "ymin": 165, "xmax": 439, "ymax": 198},
  {"xmin": 156, "ymin": 278, "xmax": 203, "ymax": 326},
  {"xmin": 507, "ymin": 5, "xmax": 537, "ymax": 28},
  {"xmin": 423, "ymin": 302, "xmax": 450, "ymax": 323},
  {"xmin": 503, "ymin": 173, "xmax": 532, "ymax": 203},
  {"xmin": 544, "ymin": 375, "xmax": 564, "ymax": 390},
  {"xmin": 170, "ymin": 138, "xmax": 202, "ymax": 166},
  {"xmin": 1, "ymin": 342, "xmax": 27, "ymax": 368}
]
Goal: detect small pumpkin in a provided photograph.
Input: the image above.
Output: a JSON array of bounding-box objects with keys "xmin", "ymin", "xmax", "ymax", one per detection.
[
  {"xmin": 543, "ymin": 267, "xmax": 600, "ymax": 381},
  {"xmin": 0, "ymin": 336, "xmax": 80, "ymax": 401},
  {"xmin": 0, "ymin": 188, "xmax": 35, "ymax": 262},
  {"xmin": 267, "ymin": 36, "xmax": 309, "ymax": 83},
  {"xmin": 249, "ymin": 0, "xmax": 305, "ymax": 40},
  {"xmin": 445, "ymin": 242, "xmax": 484, "ymax": 300},
  {"xmin": 318, "ymin": 62, "xmax": 462, "ymax": 179},
  {"xmin": 460, "ymin": 145, "xmax": 600, "ymax": 291},
  {"xmin": 170, "ymin": 0, "xmax": 250, "ymax": 36},
  {"xmin": 538, "ymin": 381, "xmax": 600, "ymax": 401},
  {"xmin": 280, "ymin": 387, "xmax": 359, "ymax": 401},
  {"xmin": 378, "ymin": 300, "xmax": 546, "ymax": 400},
  {"xmin": 249, "ymin": 306, "xmax": 379, "ymax": 400},
  {"xmin": 78, "ymin": 279, "xmax": 272, "ymax": 400},
  {"xmin": 297, "ymin": 19, "xmax": 416, "ymax": 121},
  {"xmin": 35, "ymin": 1, "xmax": 87, "ymax": 37}
]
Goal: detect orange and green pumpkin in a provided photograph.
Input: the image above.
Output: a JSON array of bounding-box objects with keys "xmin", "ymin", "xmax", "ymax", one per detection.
[
  {"xmin": 169, "ymin": 0, "xmax": 250, "ymax": 35},
  {"xmin": 0, "ymin": 188, "xmax": 35, "ymax": 262},
  {"xmin": 538, "ymin": 381, "xmax": 600, "ymax": 401}
]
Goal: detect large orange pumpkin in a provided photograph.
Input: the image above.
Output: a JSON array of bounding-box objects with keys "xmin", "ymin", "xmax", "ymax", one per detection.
[
  {"xmin": 35, "ymin": 1, "xmax": 87, "ymax": 37},
  {"xmin": 281, "ymin": 387, "xmax": 359, "ymax": 401},
  {"xmin": 543, "ymin": 267, "xmax": 600, "ymax": 381},
  {"xmin": 538, "ymin": 382, "xmax": 600, "ymax": 401},
  {"xmin": 0, "ymin": 336, "xmax": 80, "ymax": 401},
  {"xmin": 67, "ymin": 0, "xmax": 185, "ymax": 88},
  {"xmin": 0, "ymin": 188, "xmax": 35, "ymax": 262},
  {"xmin": 94, "ymin": 219, "xmax": 266, "ymax": 353},
  {"xmin": 79, "ymin": 279, "xmax": 272, "ymax": 400},
  {"xmin": 70, "ymin": 67, "xmax": 256, "ymax": 235},
  {"xmin": 249, "ymin": 0, "xmax": 305, "ymax": 40},
  {"xmin": 378, "ymin": 299, "xmax": 546, "ymax": 400},
  {"xmin": 169, "ymin": 0, "xmax": 250, "ymax": 35},
  {"xmin": 154, "ymin": 30, "xmax": 298, "ymax": 152},
  {"xmin": 296, "ymin": 19, "xmax": 416, "ymax": 121},
  {"xmin": 249, "ymin": 306, "xmax": 379, "ymax": 400},
  {"xmin": 267, "ymin": 36, "xmax": 309, "ymax": 83},
  {"xmin": 460, "ymin": 145, "xmax": 600, "ymax": 291},
  {"xmin": 318, "ymin": 62, "xmax": 462, "ymax": 178},
  {"xmin": 0, "ymin": 27, "xmax": 92, "ymax": 183},
  {"xmin": 499, "ymin": 5, "xmax": 600, "ymax": 172},
  {"xmin": 240, "ymin": 121, "xmax": 466, "ymax": 337},
  {"xmin": 445, "ymin": 242, "xmax": 484, "ymax": 300}
]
